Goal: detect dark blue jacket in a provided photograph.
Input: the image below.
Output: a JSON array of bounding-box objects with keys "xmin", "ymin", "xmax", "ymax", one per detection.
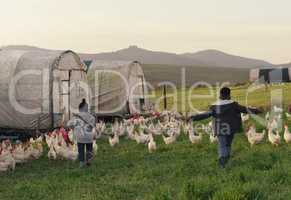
[{"xmin": 190, "ymin": 100, "xmax": 261, "ymax": 136}]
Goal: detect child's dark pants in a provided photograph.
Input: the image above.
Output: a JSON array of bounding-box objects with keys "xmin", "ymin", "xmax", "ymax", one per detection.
[
  {"xmin": 77, "ymin": 143, "xmax": 93, "ymax": 163},
  {"xmin": 217, "ymin": 134, "xmax": 234, "ymax": 167}
]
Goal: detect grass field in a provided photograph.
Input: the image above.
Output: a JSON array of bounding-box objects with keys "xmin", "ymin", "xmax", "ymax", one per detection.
[
  {"xmin": 151, "ymin": 83, "xmax": 291, "ymax": 113},
  {"xmin": 142, "ymin": 64, "xmax": 250, "ymax": 87},
  {"xmin": 1, "ymin": 83, "xmax": 291, "ymax": 200}
]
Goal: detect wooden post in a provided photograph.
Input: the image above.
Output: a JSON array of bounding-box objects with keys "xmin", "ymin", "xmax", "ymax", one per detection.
[
  {"xmin": 68, "ymin": 70, "xmax": 71, "ymax": 120},
  {"xmin": 163, "ymin": 85, "xmax": 167, "ymax": 110}
]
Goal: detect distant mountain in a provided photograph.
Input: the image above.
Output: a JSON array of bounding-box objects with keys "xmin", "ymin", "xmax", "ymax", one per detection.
[
  {"xmin": 1, "ymin": 45, "xmax": 45, "ymax": 51},
  {"xmin": 182, "ymin": 49, "xmax": 273, "ymax": 68},
  {"xmin": 81, "ymin": 46, "xmax": 273, "ymax": 68},
  {"xmin": 80, "ymin": 45, "xmax": 207, "ymax": 66},
  {"xmin": 2, "ymin": 45, "xmax": 278, "ymax": 68}
]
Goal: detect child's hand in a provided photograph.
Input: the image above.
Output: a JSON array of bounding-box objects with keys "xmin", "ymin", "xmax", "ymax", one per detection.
[{"xmin": 183, "ymin": 116, "xmax": 192, "ymax": 122}]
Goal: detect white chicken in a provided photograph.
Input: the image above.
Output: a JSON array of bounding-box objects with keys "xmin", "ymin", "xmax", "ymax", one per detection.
[
  {"xmin": 0, "ymin": 161, "xmax": 10, "ymax": 172},
  {"xmin": 241, "ymin": 113, "xmax": 250, "ymax": 122},
  {"xmin": 209, "ymin": 133, "xmax": 218, "ymax": 144},
  {"xmin": 27, "ymin": 143, "xmax": 42, "ymax": 159},
  {"xmin": 117, "ymin": 123, "xmax": 126, "ymax": 137},
  {"xmin": 246, "ymin": 126, "xmax": 265, "ymax": 147},
  {"xmin": 109, "ymin": 132, "xmax": 119, "ymax": 147},
  {"xmin": 283, "ymin": 125, "xmax": 291, "ymax": 144},
  {"xmin": 47, "ymin": 144, "xmax": 57, "ymax": 160},
  {"xmin": 189, "ymin": 129, "xmax": 203, "ymax": 144},
  {"xmin": 203, "ymin": 122, "xmax": 217, "ymax": 143},
  {"xmin": 268, "ymin": 118, "xmax": 279, "ymax": 132},
  {"xmin": 126, "ymin": 125, "xmax": 135, "ymax": 140},
  {"xmin": 162, "ymin": 133, "xmax": 177, "ymax": 145},
  {"xmin": 63, "ymin": 144, "xmax": 78, "ymax": 161},
  {"xmin": 273, "ymin": 105, "xmax": 283, "ymax": 113},
  {"xmin": 93, "ymin": 141, "xmax": 98, "ymax": 154},
  {"xmin": 135, "ymin": 130, "xmax": 150, "ymax": 144},
  {"xmin": 268, "ymin": 129, "xmax": 281, "ymax": 146},
  {"xmin": 0, "ymin": 148, "xmax": 15, "ymax": 171},
  {"xmin": 12, "ymin": 144, "xmax": 28, "ymax": 164},
  {"xmin": 147, "ymin": 134, "xmax": 157, "ymax": 153},
  {"xmin": 265, "ymin": 112, "xmax": 270, "ymax": 121}
]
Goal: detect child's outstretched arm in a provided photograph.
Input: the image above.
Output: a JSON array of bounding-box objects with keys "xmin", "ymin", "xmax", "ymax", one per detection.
[
  {"xmin": 189, "ymin": 110, "xmax": 213, "ymax": 121},
  {"xmin": 235, "ymin": 102, "xmax": 263, "ymax": 114}
]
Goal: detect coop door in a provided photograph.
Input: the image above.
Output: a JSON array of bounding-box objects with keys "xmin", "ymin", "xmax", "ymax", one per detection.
[
  {"xmin": 61, "ymin": 80, "xmax": 70, "ymax": 122},
  {"xmin": 138, "ymin": 75, "xmax": 145, "ymax": 111}
]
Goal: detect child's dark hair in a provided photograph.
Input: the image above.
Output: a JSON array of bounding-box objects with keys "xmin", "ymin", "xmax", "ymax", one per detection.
[
  {"xmin": 220, "ymin": 87, "xmax": 231, "ymax": 100},
  {"xmin": 79, "ymin": 98, "xmax": 87, "ymax": 112}
]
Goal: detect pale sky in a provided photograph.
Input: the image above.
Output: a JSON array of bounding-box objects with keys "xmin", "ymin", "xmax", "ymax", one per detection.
[{"xmin": 0, "ymin": 0, "xmax": 290, "ymax": 64}]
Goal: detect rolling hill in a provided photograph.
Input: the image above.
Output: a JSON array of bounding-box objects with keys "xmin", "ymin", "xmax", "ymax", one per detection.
[
  {"xmin": 80, "ymin": 45, "xmax": 273, "ymax": 68},
  {"xmin": 1, "ymin": 45, "xmax": 283, "ymax": 69},
  {"xmin": 80, "ymin": 45, "xmax": 207, "ymax": 66},
  {"xmin": 182, "ymin": 49, "xmax": 273, "ymax": 68}
]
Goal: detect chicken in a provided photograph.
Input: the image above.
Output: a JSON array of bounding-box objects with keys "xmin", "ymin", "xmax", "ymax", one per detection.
[
  {"xmin": 246, "ymin": 126, "xmax": 265, "ymax": 147},
  {"xmin": 54, "ymin": 143, "xmax": 66, "ymax": 159},
  {"xmin": 35, "ymin": 135, "xmax": 43, "ymax": 143},
  {"xmin": 273, "ymin": 105, "xmax": 283, "ymax": 113},
  {"xmin": 148, "ymin": 134, "xmax": 157, "ymax": 153},
  {"xmin": 117, "ymin": 123, "xmax": 126, "ymax": 137},
  {"xmin": 268, "ymin": 118, "xmax": 279, "ymax": 132},
  {"xmin": 284, "ymin": 125, "xmax": 291, "ymax": 143},
  {"xmin": 109, "ymin": 132, "xmax": 119, "ymax": 147},
  {"xmin": 29, "ymin": 137, "xmax": 35, "ymax": 144},
  {"xmin": 0, "ymin": 161, "xmax": 10, "ymax": 172},
  {"xmin": 202, "ymin": 122, "xmax": 217, "ymax": 143},
  {"xmin": 96, "ymin": 121, "xmax": 106, "ymax": 135},
  {"xmin": 183, "ymin": 121, "xmax": 194, "ymax": 135},
  {"xmin": 45, "ymin": 134, "xmax": 53, "ymax": 147},
  {"xmin": 162, "ymin": 133, "xmax": 177, "ymax": 145},
  {"xmin": 12, "ymin": 144, "xmax": 28, "ymax": 164},
  {"xmin": 47, "ymin": 144, "xmax": 57, "ymax": 160},
  {"xmin": 241, "ymin": 113, "xmax": 249, "ymax": 122},
  {"xmin": 63, "ymin": 145, "xmax": 78, "ymax": 161},
  {"xmin": 265, "ymin": 112, "xmax": 270, "ymax": 121},
  {"xmin": 126, "ymin": 125, "xmax": 135, "ymax": 140},
  {"xmin": 93, "ymin": 141, "xmax": 98, "ymax": 154},
  {"xmin": 189, "ymin": 129, "xmax": 203, "ymax": 144},
  {"xmin": 209, "ymin": 133, "xmax": 218, "ymax": 144},
  {"xmin": 135, "ymin": 130, "xmax": 150, "ymax": 144},
  {"xmin": 27, "ymin": 144, "xmax": 42, "ymax": 159},
  {"xmin": 147, "ymin": 124, "xmax": 162, "ymax": 136},
  {"xmin": 268, "ymin": 129, "xmax": 281, "ymax": 146},
  {"xmin": 0, "ymin": 148, "xmax": 15, "ymax": 171}
]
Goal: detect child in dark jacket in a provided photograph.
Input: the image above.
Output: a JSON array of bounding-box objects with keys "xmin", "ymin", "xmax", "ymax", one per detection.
[{"xmin": 189, "ymin": 87, "xmax": 262, "ymax": 168}]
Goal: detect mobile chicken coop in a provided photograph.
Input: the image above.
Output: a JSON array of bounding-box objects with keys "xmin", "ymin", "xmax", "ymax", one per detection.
[
  {"xmin": 86, "ymin": 60, "xmax": 148, "ymax": 118},
  {"xmin": 0, "ymin": 49, "xmax": 88, "ymax": 132}
]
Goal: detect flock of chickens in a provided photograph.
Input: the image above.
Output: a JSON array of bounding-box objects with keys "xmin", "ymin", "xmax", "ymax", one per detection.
[
  {"xmin": 0, "ymin": 137, "xmax": 43, "ymax": 172},
  {"xmin": 100, "ymin": 111, "xmax": 217, "ymax": 154},
  {"xmin": 246, "ymin": 106, "xmax": 291, "ymax": 147},
  {"xmin": 45, "ymin": 127, "xmax": 98, "ymax": 161},
  {"xmin": 1, "ymin": 106, "xmax": 291, "ymax": 173},
  {"xmin": 100, "ymin": 107, "xmax": 291, "ymax": 153}
]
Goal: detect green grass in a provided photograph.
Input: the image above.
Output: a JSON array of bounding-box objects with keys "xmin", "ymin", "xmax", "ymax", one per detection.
[
  {"xmin": 1, "ymin": 83, "xmax": 291, "ymax": 200},
  {"xmin": 142, "ymin": 64, "xmax": 249, "ymax": 87},
  {"xmin": 2, "ymin": 133, "xmax": 291, "ymax": 200},
  {"xmin": 151, "ymin": 83, "xmax": 291, "ymax": 113}
]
